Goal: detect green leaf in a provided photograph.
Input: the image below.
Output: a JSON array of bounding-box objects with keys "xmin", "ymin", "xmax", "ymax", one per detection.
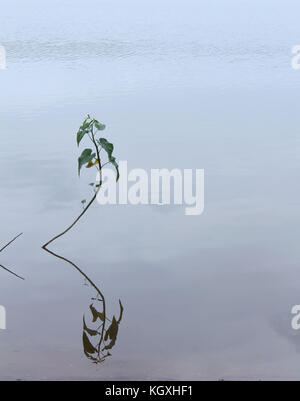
[
  {"xmin": 98, "ymin": 138, "xmax": 114, "ymax": 159},
  {"xmin": 78, "ymin": 148, "xmax": 95, "ymax": 176},
  {"xmin": 94, "ymin": 121, "xmax": 106, "ymax": 131},
  {"xmin": 97, "ymin": 138, "xmax": 119, "ymax": 181},
  {"xmin": 81, "ymin": 116, "xmax": 92, "ymax": 130},
  {"xmin": 81, "ymin": 199, "xmax": 86, "ymax": 204},
  {"xmin": 77, "ymin": 129, "xmax": 87, "ymax": 146},
  {"xmin": 77, "ymin": 116, "xmax": 92, "ymax": 145},
  {"xmin": 110, "ymin": 156, "xmax": 120, "ymax": 182}
]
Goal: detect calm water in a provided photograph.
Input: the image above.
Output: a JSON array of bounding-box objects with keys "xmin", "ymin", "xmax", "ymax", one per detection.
[{"xmin": 1, "ymin": 0, "xmax": 300, "ymax": 380}]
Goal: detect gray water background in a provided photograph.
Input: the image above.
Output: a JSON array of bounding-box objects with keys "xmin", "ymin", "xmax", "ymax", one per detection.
[{"xmin": 1, "ymin": 0, "xmax": 300, "ymax": 379}]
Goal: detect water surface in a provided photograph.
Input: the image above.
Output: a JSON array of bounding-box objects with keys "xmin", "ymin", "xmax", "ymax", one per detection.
[{"xmin": 1, "ymin": 0, "xmax": 300, "ymax": 380}]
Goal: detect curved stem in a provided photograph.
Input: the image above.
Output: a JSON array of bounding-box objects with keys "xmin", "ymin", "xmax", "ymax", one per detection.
[
  {"xmin": 42, "ymin": 245, "xmax": 107, "ymax": 359},
  {"xmin": 42, "ymin": 191, "xmax": 98, "ymax": 248},
  {"xmin": 42, "ymin": 135, "xmax": 102, "ymax": 249},
  {"xmin": 42, "ymin": 246, "xmax": 105, "ymax": 308}
]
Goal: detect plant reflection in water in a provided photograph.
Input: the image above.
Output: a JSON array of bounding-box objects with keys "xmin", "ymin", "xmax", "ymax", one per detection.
[
  {"xmin": 42, "ymin": 116, "xmax": 123, "ymax": 363},
  {"xmin": 42, "ymin": 245, "xmax": 124, "ymax": 364}
]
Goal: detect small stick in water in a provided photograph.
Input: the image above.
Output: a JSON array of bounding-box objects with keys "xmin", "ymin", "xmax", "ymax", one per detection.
[
  {"xmin": 0, "ymin": 263, "xmax": 24, "ymax": 280},
  {"xmin": 0, "ymin": 233, "xmax": 24, "ymax": 280}
]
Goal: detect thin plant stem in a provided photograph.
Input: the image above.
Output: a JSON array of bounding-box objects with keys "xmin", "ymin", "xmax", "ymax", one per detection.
[
  {"xmin": 42, "ymin": 245, "xmax": 107, "ymax": 360},
  {"xmin": 42, "ymin": 133, "xmax": 102, "ymax": 249},
  {"xmin": 42, "ymin": 190, "xmax": 99, "ymax": 248}
]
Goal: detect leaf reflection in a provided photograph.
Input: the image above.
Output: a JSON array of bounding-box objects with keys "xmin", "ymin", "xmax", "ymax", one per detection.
[{"xmin": 42, "ymin": 244, "xmax": 124, "ymax": 364}]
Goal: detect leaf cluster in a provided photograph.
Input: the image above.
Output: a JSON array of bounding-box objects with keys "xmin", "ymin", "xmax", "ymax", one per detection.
[
  {"xmin": 76, "ymin": 115, "xmax": 119, "ymax": 181},
  {"xmin": 82, "ymin": 299, "xmax": 124, "ymax": 364}
]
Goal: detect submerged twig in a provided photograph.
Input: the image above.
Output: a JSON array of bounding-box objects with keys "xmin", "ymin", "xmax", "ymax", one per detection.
[
  {"xmin": 0, "ymin": 263, "xmax": 24, "ymax": 280},
  {"xmin": 0, "ymin": 232, "xmax": 23, "ymax": 253},
  {"xmin": 0, "ymin": 233, "xmax": 24, "ymax": 280}
]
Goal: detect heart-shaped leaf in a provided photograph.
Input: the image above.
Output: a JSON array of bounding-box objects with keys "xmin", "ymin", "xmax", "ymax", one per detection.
[
  {"xmin": 77, "ymin": 129, "xmax": 87, "ymax": 146},
  {"xmin": 98, "ymin": 138, "xmax": 119, "ymax": 181},
  {"xmin": 94, "ymin": 121, "xmax": 106, "ymax": 131},
  {"xmin": 78, "ymin": 148, "xmax": 95, "ymax": 176},
  {"xmin": 98, "ymin": 138, "xmax": 113, "ymax": 159}
]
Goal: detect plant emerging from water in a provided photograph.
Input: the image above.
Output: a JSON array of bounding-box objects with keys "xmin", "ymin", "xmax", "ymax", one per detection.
[
  {"xmin": 42, "ymin": 115, "xmax": 119, "ymax": 249},
  {"xmin": 42, "ymin": 116, "xmax": 123, "ymax": 364}
]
